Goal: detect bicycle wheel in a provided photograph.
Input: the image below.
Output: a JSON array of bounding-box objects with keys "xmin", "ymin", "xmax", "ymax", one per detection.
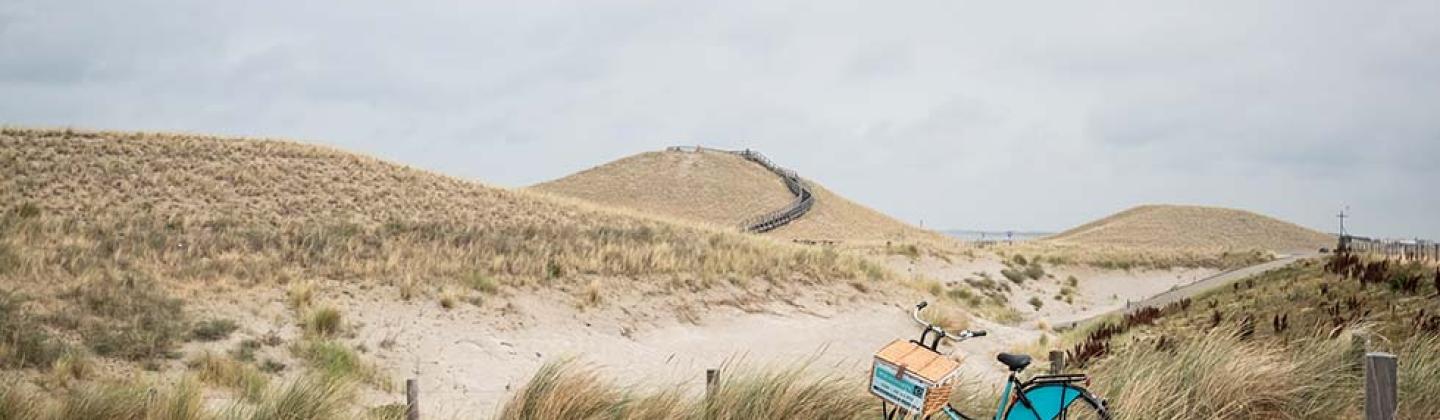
[{"xmin": 1001, "ymin": 384, "xmax": 1110, "ymax": 420}]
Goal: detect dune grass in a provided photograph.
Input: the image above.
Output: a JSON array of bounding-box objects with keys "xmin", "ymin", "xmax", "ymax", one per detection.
[
  {"xmin": 1076, "ymin": 257, "xmax": 1440, "ymax": 419},
  {"xmin": 302, "ymin": 306, "xmax": 344, "ymax": 339},
  {"xmin": 0, "ymin": 128, "xmax": 890, "ymax": 293},
  {"xmin": 0, "ymin": 373, "xmax": 364, "ymax": 420},
  {"xmin": 498, "ymin": 360, "xmax": 877, "ymax": 420},
  {"xmin": 997, "ymin": 241, "xmax": 1274, "ymax": 270},
  {"xmin": 189, "ymin": 352, "xmax": 270, "ymax": 402}
]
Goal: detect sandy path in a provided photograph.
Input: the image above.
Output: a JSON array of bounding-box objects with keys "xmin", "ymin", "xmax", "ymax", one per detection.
[
  {"xmin": 1058, "ymin": 253, "xmax": 1319, "ymax": 329},
  {"xmin": 886, "ymin": 254, "xmax": 1217, "ymax": 327},
  {"xmin": 342, "ymin": 293, "xmax": 1036, "ymax": 417}
]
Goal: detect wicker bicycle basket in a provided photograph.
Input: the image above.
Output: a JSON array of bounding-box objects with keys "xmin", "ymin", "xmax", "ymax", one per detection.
[{"xmin": 870, "ymin": 339, "xmax": 962, "ymax": 416}]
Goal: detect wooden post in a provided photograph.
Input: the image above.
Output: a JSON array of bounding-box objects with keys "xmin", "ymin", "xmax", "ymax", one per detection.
[
  {"xmin": 706, "ymin": 368, "xmax": 720, "ymax": 400},
  {"xmin": 406, "ymin": 378, "xmax": 419, "ymax": 420},
  {"xmin": 1049, "ymin": 350, "xmax": 1066, "ymax": 374},
  {"xmin": 1364, "ymin": 352, "xmax": 1397, "ymax": 420}
]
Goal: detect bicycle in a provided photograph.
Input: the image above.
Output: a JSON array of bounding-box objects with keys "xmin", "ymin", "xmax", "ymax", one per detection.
[{"xmin": 870, "ymin": 302, "xmax": 1111, "ymax": 420}]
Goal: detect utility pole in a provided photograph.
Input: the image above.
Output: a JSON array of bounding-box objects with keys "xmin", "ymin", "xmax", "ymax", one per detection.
[
  {"xmin": 1337, "ymin": 206, "xmax": 1351, "ymax": 252},
  {"xmin": 1337, "ymin": 206, "xmax": 1349, "ymax": 237}
]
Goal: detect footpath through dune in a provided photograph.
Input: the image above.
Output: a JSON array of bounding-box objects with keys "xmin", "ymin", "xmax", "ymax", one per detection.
[{"xmin": 344, "ymin": 293, "xmax": 1036, "ymax": 417}]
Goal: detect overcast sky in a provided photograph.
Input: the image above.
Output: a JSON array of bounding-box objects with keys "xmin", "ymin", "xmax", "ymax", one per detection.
[{"xmin": 3, "ymin": 1, "xmax": 1437, "ymax": 239}]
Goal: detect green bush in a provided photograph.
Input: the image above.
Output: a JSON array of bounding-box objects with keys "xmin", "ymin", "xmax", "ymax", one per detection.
[
  {"xmin": 1001, "ymin": 268, "xmax": 1026, "ymax": 284},
  {"xmin": 292, "ymin": 340, "xmax": 384, "ymax": 388},
  {"xmin": 1023, "ymin": 262, "xmax": 1046, "ymax": 280},
  {"xmin": 1028, "ymin": 296, "xmax": 1044, "ymax": 311}
]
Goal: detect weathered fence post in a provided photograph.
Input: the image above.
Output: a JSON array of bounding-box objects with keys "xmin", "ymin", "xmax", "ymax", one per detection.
[
  {"xmin": 706, "ymin": 368, "xmax": 720, "ymax": 400},
  {"xmin": 406, "ymin": 378, "xmax": 419, "ymax": 420},
  {"xmin": 1364, "ymin": 352, "xmax": 1397, "ymax": 420},
  {"xmin": 1049, "ymin": 350, "xmax": 1066, "ymax": 374}
]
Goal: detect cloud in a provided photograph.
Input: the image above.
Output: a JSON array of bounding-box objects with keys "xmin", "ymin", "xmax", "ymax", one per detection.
[{"xmin": 1, "ymin": 0, "xmax": 1436, "ymax": 239}]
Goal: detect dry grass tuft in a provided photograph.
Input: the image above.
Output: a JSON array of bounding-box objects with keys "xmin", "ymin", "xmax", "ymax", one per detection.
[
  {"xmin": 227, "ymin": 375, "xmax": 355, "ymax": 420},
  {"xmin": 286, "ymin": 281, "xmax": 314, "ymax": 310},
  {"xmin": 302, "ymin": 306, "xmax": 344, "ymax": 339},
  {"xmin": 0, "ymin": 379, "xmax": 45, "ymax": 420}
]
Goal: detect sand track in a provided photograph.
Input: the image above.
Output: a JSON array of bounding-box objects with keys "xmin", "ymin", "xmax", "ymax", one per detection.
[{"xmin": 340, "ymin": 291, "xmax": 1034, "ymax": 417}]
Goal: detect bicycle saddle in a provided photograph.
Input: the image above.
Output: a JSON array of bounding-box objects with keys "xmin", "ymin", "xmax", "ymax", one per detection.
[{"xmin": 997, "ymin": 353, "xmax": 1032, "ymax": 372}]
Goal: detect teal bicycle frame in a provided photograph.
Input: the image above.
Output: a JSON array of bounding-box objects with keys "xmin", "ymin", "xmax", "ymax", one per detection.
[
  {"xmin": 882, "ymin": 302, "xmax": 1108, "ymax": 420},
  {"xmin": 922, "ymin": 372, "xmax": 1091, "ymax": 420}
]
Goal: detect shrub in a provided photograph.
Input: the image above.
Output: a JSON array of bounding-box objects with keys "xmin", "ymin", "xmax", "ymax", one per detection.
[
  {"xmin": 66, "ymin": 275, "xmax": 188, "ymax": 361},
  {"xmin": 287, "ymin": 281, "xmax": 314, "ymax": 309},
  {"xmin": 464, "ymin": 272, "xmax": 499, "ymax": 294},
  {"xmin": 1023, "ymin": 262, "xmax": 1045, "ymax": 281},
  {"xmin": 1028, "ymin": 296, "xmax": 1044, "ymax": 311},
  {"xmin": 259, "ymin": 359, "xmax": 287, "ymax": 374},
  {"xmin": 946, "ymin": 288, "xmax": 974, "ymax": 301},
  {"xmin": 0, "ymin": 243, "xmax": 18, "ymax": 275},
  {"xmin": 0, "ymin": 291, "xmax": 66, "ymax": 369},
  {"xmin": 0, "ymin": 380, "xmax": 45, "ymax": 420},
  {"xmin": 192, "ymin": 319, "xmax": 240, "ymax": 341},
  {"xmin": 920, "ymin": 302, "xmax": 970, "ymax": 332},
  {"xmin": 895, "ymin": 244, "xmax": 921, "ymax": 259},
  {"xmin": 233, "ymin": 339, "xmax": 262, "ymax": 362},
  {"xmin": 52, "ymin": 348, "xmax": 95, "ymax": 384},
  {"xmin": 1066, "ymin": 276, "xmax": 1079, "ymax": 287},
  {"xmin": 1001, "ymin": 268, "xmax": 1026, "ymax": 284},
  {"xmin": 292, "ymin": 340, "xmax": 385, "ymax": 388},
  {"xmin": 189, "ymin": 352, "xmax": 269, "ymax": 401},
  {"xmin": 303, "ymin": 307, "xmax": 343, "ymax": 338}
]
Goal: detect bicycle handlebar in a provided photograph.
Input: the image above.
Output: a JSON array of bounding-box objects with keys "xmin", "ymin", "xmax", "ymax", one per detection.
[{"xmin": 912, "ymin": 301, "xmax": 987, "ymax": 342}]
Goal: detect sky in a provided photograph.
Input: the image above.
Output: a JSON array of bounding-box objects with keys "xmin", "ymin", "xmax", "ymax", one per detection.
[{"xmin": 2, "ymin": 1, "xmax": 1437, "ymax": 239}]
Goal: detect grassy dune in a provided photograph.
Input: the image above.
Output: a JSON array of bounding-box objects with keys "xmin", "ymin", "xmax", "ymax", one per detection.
[
  {"xmin": 533, "ymin": 147, "xmax": 954, "ymax": 247},
  {"xmin": 533, "ymin": 149, "xmax": 797, "ymax": 228},
  {"xmin": 992, "ymin": 204, "xmax": 1333, "ymax": 270},
  {"xmin": 0, "ymin": 127, "xmax": 895, "ymax": 417},
  {"xmin": 1046, "ymin": 204, "xmax": 1333, "ymax": 252},
  {"xmin": 1, "ymin": 128, "xmax": 886, "ymax": 289}
]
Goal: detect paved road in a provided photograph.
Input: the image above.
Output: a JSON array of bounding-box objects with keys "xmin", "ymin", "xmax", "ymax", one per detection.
[{"xmin": 1062, "ymin": 253, "xmax": 1321, "ymax": 329}]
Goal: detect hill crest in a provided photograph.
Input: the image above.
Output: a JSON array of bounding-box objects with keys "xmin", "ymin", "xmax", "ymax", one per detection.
[
  {"xmin": 1045, "ymin": 204, "xmax": 1333, "ymax": 252},
  {"xmin": 532, "ymin": 147, "xmax": 949, "ymax": 246}
]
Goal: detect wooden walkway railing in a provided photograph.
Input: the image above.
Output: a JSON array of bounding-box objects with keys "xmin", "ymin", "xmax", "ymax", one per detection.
[
  {"xmin": 732, "ymin": 149, "xmax": 814, "ymax": 233},
  {"xmin": 1341, "ymin": 235, "xmax": 1439, "ymax": 262},
  {"xmin": 664, "ymin": 146, "xmax": 815, "ymax": 233}
]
